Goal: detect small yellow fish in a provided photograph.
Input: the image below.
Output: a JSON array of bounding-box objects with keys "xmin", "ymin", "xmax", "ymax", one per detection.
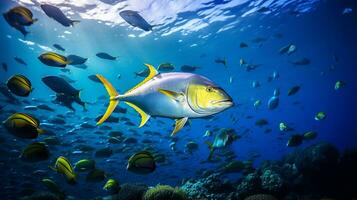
[
  {"xmin": 240, "ymin": 58, "xmax": 246, "ymax": 66},
  {"xmin": 254, "ymin": 100, "xmax": 261, "ymax": 108},
  {"xmin": 334, "ymin": 81, "xmax": 345, "ymax": 90},
  {"xmin": 103, "ymin": 178, "xmax": 120, "ymax": 192},
  {"xmin": 279, "ymin": 122, "xmax": 289, "ymax": 131},
  {"xmin": 3, "ymin": 6, "xmax": 37, "ymax": 36},
  {"xmin": 7, "ymin": 74, "xmax": 33, "ymax": 97},
  {"xmin": 74, "ymin": 159, "xmax": 96, "ymax": 172},
  {"xmin": 3, "ymin": 113, "xmax": 44, "ymax": 139},
  {"xmin": 127, "ymin": 151, "xmax": 156, "ymax": 174},
  {"xmin": 50, "ymin": 156, "xmax": 76, "ymax": 184},
  {"xmin": 9, "ymin": 6, "xmax": 37, "ymax": 26},
  {"xmin": 41, "ymin": 178, "xmax": 62, "ymax": 194},
  {"xmin": 21, "ymin": 142, "xmax": 49, "ymax": 162},
  {"xmin": 315, "ymin": 112, "xmax": 326, "ymax": 121},
  {"xmin": 38, "ymin": 52, "xmax": 70, "ymax": 67}
]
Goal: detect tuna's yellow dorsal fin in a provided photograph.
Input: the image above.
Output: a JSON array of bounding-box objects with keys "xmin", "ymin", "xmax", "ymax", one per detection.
[
  {"xmin": 171, "ymin": 117, "xmax": 188, "ymax": 136},
  {"xmin": 158, "ymin": 89, "xmax": 184, "ymax": 101},
  {"xmin": 124, "ymin": 101, "xmax": 150, "ymax": 128},
  {"xmin": 125, "ymin": 63, "xmax": 158, "ymax": 94}
]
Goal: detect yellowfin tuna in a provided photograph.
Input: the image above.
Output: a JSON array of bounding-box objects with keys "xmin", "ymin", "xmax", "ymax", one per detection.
[
  {"xmin": 7, "ymin": 74, "xmax": 33, "ymax": 97},
  {"xmin": 38, "ymin": 52, "xmax": 70, "ymax": 67},
  {"xmin": 96, "ymin": 63, "xmax": 233, "ymax": 136},
  {"xmin": 50, "ymin": 156, "xmax": 76, "ymax": 184}
]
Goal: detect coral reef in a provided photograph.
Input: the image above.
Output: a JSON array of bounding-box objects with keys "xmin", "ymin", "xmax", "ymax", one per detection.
[
  {"xmin": 260, "ymin": 170, "xmax": 283, "ymax": 193},
  {"xmin": 244, "ymin": 194, "xmax": 278, "ymax": 200},
  {"xmin": 181, "ymin": 173, "xmax": 235, "ymax": 200},
  {"xmin": 21, "ymin": 191, "xmax": 61, "ymax": 200},
  {"xmin": 18, "ymin": 143, "xmax": 357, "ymax": 200},
  {"xmin": 111, "ymin": 183, "xmax": 148, "ymax": 200},
  {"xmin": 236, "ymin": 172, "xmax": 261, "ymax": 198},
  {"xmin": 294, "ymin": 143, "xmax": 340, "ymax": 178},
  {"xmin": 180, "ymin": 142, "xmax": 357, "ymax": 200},
  {"xmin": 143, "ymin": 185, "xmax": 187, "ymax": 200}
]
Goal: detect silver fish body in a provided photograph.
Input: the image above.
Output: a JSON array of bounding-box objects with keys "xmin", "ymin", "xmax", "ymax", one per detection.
[
  {"xmin": 96, "ymin": 63, "xmax": 233, "ymax": 135},
  {"xmin": 120, "ymin": 73, "xmax": 211, "ymax": 118}
]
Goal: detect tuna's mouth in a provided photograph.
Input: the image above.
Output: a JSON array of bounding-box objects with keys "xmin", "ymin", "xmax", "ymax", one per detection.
[{"xmin": 211, "ymin": 99, "xmax": 233, "ymax": 106}]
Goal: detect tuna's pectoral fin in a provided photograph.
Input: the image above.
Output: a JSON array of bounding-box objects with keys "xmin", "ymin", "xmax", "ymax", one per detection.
[
  {"xmin": 158, "ymin": 89, "xmax": 184, "ymax": 102},
  {"xmin": 171, "ymin": 117, "xmax": 188, "ymax": 136},
  {"xmin": 124, "ymin": 101, "xmax": 150, "ymax": 128}
]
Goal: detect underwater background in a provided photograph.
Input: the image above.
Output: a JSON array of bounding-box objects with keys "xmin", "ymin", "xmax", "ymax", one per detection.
[{"xmin": 0, "ymin": 0, "xmax": 357, "ymax": 199}]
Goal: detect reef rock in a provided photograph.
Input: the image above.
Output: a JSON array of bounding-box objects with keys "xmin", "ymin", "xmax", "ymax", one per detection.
[
  {"xmin": 111, "ymin": 183, "xmax": 148, "ymax": 200},
  {"xmin": 295, "ymin": 143, "xmax": 339, "ymax": 177},
  {"xmin": 260, "ymin": 169, "xmax": 284, "ymax": 193},
  {"xmin": 236, "ymin": 172, "xmax": 261, "ymax": 198},
  {"xmin": 181, "ymin": 173, "xmax": 234, "ymax": 200}
]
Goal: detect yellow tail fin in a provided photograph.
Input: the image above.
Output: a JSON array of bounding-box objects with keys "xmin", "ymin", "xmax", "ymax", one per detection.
[
  {"xmin": 124, "ymin": 102, "xmax": 150, "ymax": 128},
  {"xmin": 96, "ymin": 75, "xmax": 119, "ymax": 125}
]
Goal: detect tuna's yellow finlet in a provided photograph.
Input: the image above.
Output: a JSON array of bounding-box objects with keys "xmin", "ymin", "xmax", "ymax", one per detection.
[{"xmin": 96, "ymin": 63, "xmax": 233, "ymax": 136}]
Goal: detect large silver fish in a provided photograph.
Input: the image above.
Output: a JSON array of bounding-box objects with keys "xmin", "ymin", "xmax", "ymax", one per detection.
[{"xmin": 96, "ymin": 64, "xmax": 233, "ymax": 135}]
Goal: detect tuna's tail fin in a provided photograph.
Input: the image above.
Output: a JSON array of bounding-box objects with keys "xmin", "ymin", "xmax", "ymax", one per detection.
[{"xmin": 96, "ymin": 75, "xmax": 119, "ymax": 125}]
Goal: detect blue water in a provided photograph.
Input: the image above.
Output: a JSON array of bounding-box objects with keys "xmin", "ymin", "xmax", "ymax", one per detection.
[{"xmin": 0, "ymin": 0, "xmax": 356, "ymax": 199}]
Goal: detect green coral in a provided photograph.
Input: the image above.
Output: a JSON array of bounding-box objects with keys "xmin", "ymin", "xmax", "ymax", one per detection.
[
  {"xmin": 244, "ymin": 194, "xmax": 278, "ymax": 200},
  {"xmin": 143, "ymin": 185, "xmax": 187, "ymax": 200}
]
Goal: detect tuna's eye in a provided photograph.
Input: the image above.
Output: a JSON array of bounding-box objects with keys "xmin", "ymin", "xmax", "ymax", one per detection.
[{"xmin": 206, "ymin": 86, "xmax": 213, "ymax": 92}]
